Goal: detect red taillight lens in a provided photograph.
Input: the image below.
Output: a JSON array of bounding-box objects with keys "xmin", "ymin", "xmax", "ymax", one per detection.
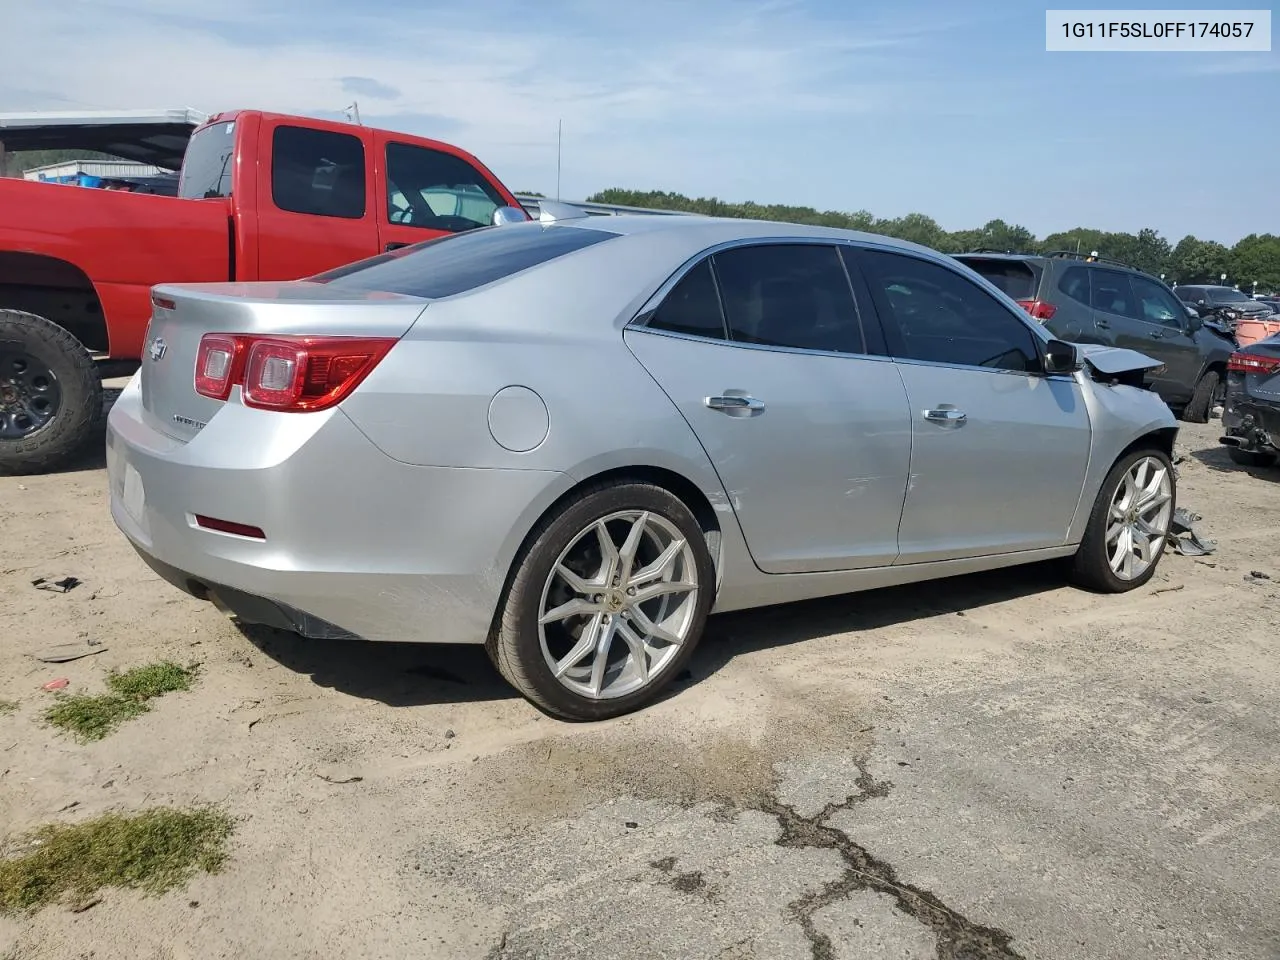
[
  {"xmin": 1228, "ymin": 352, "xmax": 1280, "ymax": 374},
  {"xmin": 194, "ymin": 515, "xmax": 266, "ymax": 540},
  {"xmin": 1015, "ymin": 299, "xmax": 1057, "ymax": 321},
  {"xmin": 193, "ymin": 334, "xmax": 396, "ymax": 412},
  {"xmin": 194, "ymin": 335, "xmax": 241, "ymax": 400}
]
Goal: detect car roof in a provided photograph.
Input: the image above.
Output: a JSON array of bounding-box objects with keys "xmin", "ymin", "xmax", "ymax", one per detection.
[{"xmin": 564, "ymin": 213, "xmax": 947, "ymax": 260}]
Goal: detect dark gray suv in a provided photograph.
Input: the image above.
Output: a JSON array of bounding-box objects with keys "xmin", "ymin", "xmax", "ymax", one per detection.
[{"xmin": 954, "ymin": 251, "xmax": 1235, "ymax": 422}]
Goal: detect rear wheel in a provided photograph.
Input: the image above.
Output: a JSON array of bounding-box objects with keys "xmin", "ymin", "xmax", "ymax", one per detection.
[
  {"xmin": 1070, "ymin": 448, "xmax": 1175, "ymax": 593},
  {"xmin": 1227, "ymin": 446, "xmax": 1278, "ymax": 468},
  {"xmin": 1181, "ymin": 368, "xmax": 1221, "ymax": 423},
  {"xmin": 0, "ymin": 310, "xmax": 103, "ymax": 476},
  {"xmin": 487, "ymin": 481, "xmax": 714, "ymax": 721}
]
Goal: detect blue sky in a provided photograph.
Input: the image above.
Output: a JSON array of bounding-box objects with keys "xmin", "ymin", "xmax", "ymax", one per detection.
[{"xmin": 4, "ymin": 0, "xmax": 1277, "ymax": 243}]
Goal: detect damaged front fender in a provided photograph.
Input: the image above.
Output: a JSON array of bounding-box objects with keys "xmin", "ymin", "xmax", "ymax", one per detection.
[{"xmin": 1073, "ymin": 343, "xmax": 1165, "ymax": 387}]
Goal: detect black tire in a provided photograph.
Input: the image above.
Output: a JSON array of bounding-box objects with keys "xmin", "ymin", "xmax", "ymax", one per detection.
[
  {"xmin": 0, "ymin": 309, "xmax": 103, "ymax": 476},
  {"xmin": 1227, "ymin": 446, "xmax": 1278, "ymax": 468},
  {"xmin": 1070, "ymin": 447, "xmax": 1176, "ymax": 594},
  {"xmin": 1181, "ymin": 368, "xmax": 1221, "ymax": 423},
  {"xmin": 486, "ymin": 480, "xmax": 715, "ymax": 721}
]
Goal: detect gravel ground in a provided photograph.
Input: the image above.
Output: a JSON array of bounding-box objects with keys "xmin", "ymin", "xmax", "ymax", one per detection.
[{"xmin": 1, "ymin": 412, "xmax": 1277, "ymax": 960}]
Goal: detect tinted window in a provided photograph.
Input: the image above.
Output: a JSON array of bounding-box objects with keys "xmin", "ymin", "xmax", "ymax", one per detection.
[
  {"xmin": 1057, "ymin": 266, "xmax": 1092, "ymax": 305},
  {"xmin": 1130, "ymin": 275, "xmax": 1186, "ymax": 328},
  {"xmin": 858, "ymin": 249, "xmax": 1041, "ymax": 373},
  {"xmin": 178, "ymin": 121, "xmax": 234, "ymax": 199},
  {"xmin": 712, "ymin": 244, "xmax": 862, "ymax": 354},
  {"xmin": 271, "ymin": 126, "xmax": 365, "ymax": 219},
  {"xmin": 1090, "ymin": 270, "xmax": 1140, "ymax": 319},
  {"xmin": 956, "ymin": 257, "xmax": 1041, "ymax": 300},
  {"xmin": 1173, "ymin": 287, "xmax": 1201, "ymax": 303},
  {"xmin": 646, "ymin": 260, "xmax": 726, "ymax": 339},
  {"xmin": 1211, "ymin": 287, "xmax": 1251, "ymax": 303},
  {"xmin": 385, "ymin": 142, "xmax": 504, "ymax": 233},
  {"xmin": 316, "ymin": 222, "xmax": 615, "ymax": 298}
]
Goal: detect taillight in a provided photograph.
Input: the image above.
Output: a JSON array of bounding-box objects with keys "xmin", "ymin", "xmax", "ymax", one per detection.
[
  {"xmin": 1015, "ymin": 299, "xmax": 1057, "ymax": 321},
  {"xmin": 194, "ymin": 335, "xmax": 241, "ymax": 400},
  {"xmin": 1228, "ymin": 352, "xmax": 1280, "ymax": 374},
  {"xmin": 193, "ymin": 334, "xmax": 396, "ymax": 411}
]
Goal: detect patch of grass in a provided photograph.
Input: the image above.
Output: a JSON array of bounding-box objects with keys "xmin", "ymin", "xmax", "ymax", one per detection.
[
  {"xmin": 0, "ymin": 700, "xmax": 16, "ymax": 715},
  {"xmin": 0, "ymin": 807, "xmax": 233, "ymax": 915},
  {"xmin": 44, "ymin": 661, "xmax": 197, "ymax": 742}
]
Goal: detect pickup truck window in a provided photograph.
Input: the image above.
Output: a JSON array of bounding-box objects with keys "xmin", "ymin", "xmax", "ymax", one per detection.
[
  {"xmin": 178, "ymin": 121, "xmax": 235, "ymax": 199},
  {"xmin": 271, "ymin": 125, "xmax": 366, "ymax": 220},
  {"xmin": 385, "ymin": 141, "xmax": 504, "ymax": 233}
]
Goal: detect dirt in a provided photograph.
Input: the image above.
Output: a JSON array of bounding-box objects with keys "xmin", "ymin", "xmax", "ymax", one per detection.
[{"xmin": 1, "ymin": 413, "xmax": 1278, "ymax": 959}]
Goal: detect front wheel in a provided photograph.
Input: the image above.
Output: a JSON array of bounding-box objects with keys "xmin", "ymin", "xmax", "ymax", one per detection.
[
  {"xmin": 1070, "ymin": 448, "xmax": 1176, "ymax": 593},
  {"xmin": 1181, "ymin": 369, "xmax": 1221, "ymax": 424},
  {"xmin": 487, "ymin": 481, "xmax": 715, "ymax": 721},
  {"xmin": 0, "ymin": 309, "xmax": 103, "ymax": 476}
]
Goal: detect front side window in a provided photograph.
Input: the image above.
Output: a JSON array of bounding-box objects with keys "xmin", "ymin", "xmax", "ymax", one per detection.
[
  {"xmin": 385, "ymin": 142, "xmax": 504, "ymax": 233},
  {"xmin": 315, "ymin": 221, "xmax": 616, "ymax": 298},
  {"xmin": 271, "ymin": 125, "xmax": 366, "ymax": 219},
  {"xmin": 1090, "ymin": 270, "xmax": 1140, "ymax": 319},
  {"xmin": 857, "ymin": 248, "xmax": 1041, "ymax": 373},
  {"xmin": 1130, "ymin": 275, "xmax": 1186, "ymax": 328},
  {"xmin": 646, "ymin": 260, "xmax": 727, "ymax": 340},
  {"xmin": 711, "ymin": 244, "xmax": 863, "ymax": 354}
]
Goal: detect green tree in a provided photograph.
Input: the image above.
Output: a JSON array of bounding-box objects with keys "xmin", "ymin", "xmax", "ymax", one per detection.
[
  {"xmin": 1169, "ymin": 236, "xmax": 1232, "ymax": 285},
  {"xmin": 1229, "ymin": 233, "xmax": 1280, "ymax": 292}
]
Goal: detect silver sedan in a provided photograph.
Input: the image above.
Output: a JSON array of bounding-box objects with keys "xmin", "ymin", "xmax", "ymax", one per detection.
[{"xmin": 106, "ymin": 212, "xmax": 1179, "ymax": 720}]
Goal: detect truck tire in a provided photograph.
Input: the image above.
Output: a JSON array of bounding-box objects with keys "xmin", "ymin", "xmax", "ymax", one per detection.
[
  {"xmin": 0, "ymin": 309, "xmax": 104, "ymax": 476},
  {"xmin": 1181, "ymin": 368, "xmax": 1221, "ymax": 424}
]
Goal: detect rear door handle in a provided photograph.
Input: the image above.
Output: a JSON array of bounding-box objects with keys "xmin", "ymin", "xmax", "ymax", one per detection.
[
  {"xmin": 923, "ymin": 408, "xmax": 967, "ymax": 424},
  {"xmin": 1149, "ymin": 330, "xmax": 1164, "ymax": 339},
  {"xmin": 705, "ymin": 395, "xmax": 766, "ymax": 414},
  {"xmin": 384, "ymin": 241, "xmax": 410, "ymax": 252},
  {"xmin": 1095, "ymin": 319, "xmax": 1111, "ymax": 329}
]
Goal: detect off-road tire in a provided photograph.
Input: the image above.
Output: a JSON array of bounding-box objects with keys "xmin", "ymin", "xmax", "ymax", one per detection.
[
  {"xmin": 1227, "ymin": 446, "xmax": 1278, "ymax": 468},
  {"xmin": 486, "ymin": 480, "xmax": 715, "ymax": 721},
  {"xmin": 0, "ymin": 309, "xmax": 103, "ymax": 476},
  {"xmin": 1181, "ymin": 368, "xmax": 1221, "ymax": 423},
  {"xmin": 1070, "ymin": 447, "xmax": 1176, "ymax": 594}
]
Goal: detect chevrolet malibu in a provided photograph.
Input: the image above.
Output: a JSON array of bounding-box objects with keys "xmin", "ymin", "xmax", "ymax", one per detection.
[{"xmin": 107, "ymin": 213, "xmax": 1179, "ymax": 720}]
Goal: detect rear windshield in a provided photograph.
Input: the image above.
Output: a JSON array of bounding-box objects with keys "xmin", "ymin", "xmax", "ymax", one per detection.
[
  {"xmin": 178, "ymin": 121, "xmax": 235, "ymax": 199},
  {"xmin": 954, "ymin": 257, "xmax": 1042, "ymax": 301},
  {"xmin": 315, "ymin": 221, "xmax": 617, "ymax": 299}
]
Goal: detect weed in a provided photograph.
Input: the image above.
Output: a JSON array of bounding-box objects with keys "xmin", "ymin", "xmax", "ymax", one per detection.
[
  {"xmin": 45, "ymin": 661, "xmax": 197, "ymax": 742},
  {"xmin": 0, "ymin": 807, "xmax": 233, "ymax": 914}
]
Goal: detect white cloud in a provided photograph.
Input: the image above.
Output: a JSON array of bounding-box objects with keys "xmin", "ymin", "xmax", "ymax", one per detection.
[{"xmin": 1, "ymin": 0, "xmax": 952, "ymax": 194}]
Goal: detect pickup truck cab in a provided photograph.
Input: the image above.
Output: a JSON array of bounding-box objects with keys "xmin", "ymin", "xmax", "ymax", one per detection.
[{"xmin": 0, "ymin": 109, "xmax": 528, "ymax": 474}]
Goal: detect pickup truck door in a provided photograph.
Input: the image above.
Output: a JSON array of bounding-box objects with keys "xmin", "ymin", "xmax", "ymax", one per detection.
[
  {"xmin": 373, "ymin": 131, "xmax": 518, "ymax": 251},
  {"xmin": 254, "ymin": 117, "xmax": 380, "ymax": 279}
]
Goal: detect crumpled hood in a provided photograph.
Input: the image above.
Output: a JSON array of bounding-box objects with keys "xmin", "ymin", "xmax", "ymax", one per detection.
[{"xmin": 1073, "ymin": 343, "xmax": 1163, "ymax": 376}]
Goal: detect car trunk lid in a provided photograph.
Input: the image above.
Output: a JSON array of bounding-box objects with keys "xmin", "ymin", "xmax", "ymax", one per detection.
[{"xmin": 139, "ymin": 281, "xmax": 429, "ymax": 442}]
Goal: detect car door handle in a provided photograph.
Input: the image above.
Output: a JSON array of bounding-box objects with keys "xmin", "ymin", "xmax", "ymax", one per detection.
[
  {"xmin": 1149, "ymin": 330, "xmax": 1164, "ymax": 339},
  {"xmin": 923, "ymin": 408, "xmax": 967, "ymax": 424},
  {"xmin": 384, "ymin": 242, "xmax": 410, "ymax": 251},
  {"xmin": 1095, "ymin": 319, "xmax": 1111, "ymax": 329},
  {"xmin": 705, "ymin": 395, "xmax": 765, "ymax": 413}
]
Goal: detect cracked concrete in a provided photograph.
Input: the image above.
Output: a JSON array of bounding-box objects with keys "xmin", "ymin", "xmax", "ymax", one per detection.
[{"xmin": 3, "ymin": 423, "xmax": 1279, "ymax": 960}]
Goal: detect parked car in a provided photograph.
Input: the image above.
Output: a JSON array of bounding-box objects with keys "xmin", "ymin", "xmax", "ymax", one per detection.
[
  {"xmin": 952, "ymin": 251, "xmax": 1233, "ymax": 422},
  {"xmin": 1173, "ymin": 285, "xmax": 1278, "ymax": 326},
  {"xmin": 107, "ymin": 214, "xmax": 1180, "ymax": 720},
  {"xmin": 0, "ymin": 109, "xmax": 528, "ymax": 475},
  {"xmin": 1220, "ymin": 333, "xmax": 1280, "ymax": 468}
]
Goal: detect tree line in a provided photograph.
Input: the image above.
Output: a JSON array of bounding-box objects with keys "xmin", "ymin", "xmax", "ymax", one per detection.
[{"xmin": 589, "ymin": 188, "xmax": 1280, "ymax": 293}]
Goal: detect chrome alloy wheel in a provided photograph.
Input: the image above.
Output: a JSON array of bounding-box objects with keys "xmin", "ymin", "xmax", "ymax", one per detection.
[
  {"xmin": 1105, "ymin": 455, "xmax": 1174, "ymax": 581},
  {"xmin": 537, "ymin": 510, "xmax": 700, "ymax": 700}
]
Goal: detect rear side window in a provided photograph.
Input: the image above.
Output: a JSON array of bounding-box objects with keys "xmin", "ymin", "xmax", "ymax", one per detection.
[
  {"xmin": 271, "ymin": 126, "xmax": 366, "ymax": 219},
  {"xmin": 1057, "ymin": 266, "xmax": 1091, "ymax": 305},
  {"xmin": 646, "ymin": 260, "xmax": 727, "ymax": 340},
  {"xmin": 1090, "ymin": 270, "xmax": 1140, "ymax": 319},
  {"xmin": 178, "ymin": 121, "xmax": 235, "ymax": 199},
  {"xmin": 956, "ymin": 257, "xmax": 1041, "ymax": 301},
  {"xmin": 712, "ymin": 244, "xmax": 863, "ymax": 354},
  {"xmin": 316, "ymin": 222, "xmax": 616, "ymax": 298}
]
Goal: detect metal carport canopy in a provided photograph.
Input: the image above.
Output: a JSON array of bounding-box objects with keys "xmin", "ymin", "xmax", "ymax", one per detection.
[{"xmin": 0, "ymin": 108, "xmax": 207, "ymax": 170}]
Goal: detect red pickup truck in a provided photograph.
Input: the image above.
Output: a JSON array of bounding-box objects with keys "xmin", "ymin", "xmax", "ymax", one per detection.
[{"xmin": 0, "ymin": 109, "xmax": 529, "ymax": 474}]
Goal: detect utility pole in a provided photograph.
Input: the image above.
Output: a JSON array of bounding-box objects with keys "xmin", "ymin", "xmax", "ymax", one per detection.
[{"xmin": 556, "ymin": 119, "xmax": 562, "ymax": 201}]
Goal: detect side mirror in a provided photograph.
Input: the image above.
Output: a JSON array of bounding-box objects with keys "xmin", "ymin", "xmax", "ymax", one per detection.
[
  {"xmin": 492, "ymin": 205, "xmax": 528, "ymax": 226},
  {"xmin": 1185, "ymin": 313, "xmax": 1203, "ymax": 333},
  {"xmin": 1044, "ymin": 338, "xmax": 1081, "ymax": 374}
]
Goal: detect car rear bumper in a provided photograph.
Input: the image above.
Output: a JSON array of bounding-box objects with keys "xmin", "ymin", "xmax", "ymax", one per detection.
[
  {"xmin": 105, "ymin": 376, "xmax": 571, "ymax": 645},
  {"xmin": 1222, "ymin": 384, "xmax": 1280, "ymax": 452}
]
